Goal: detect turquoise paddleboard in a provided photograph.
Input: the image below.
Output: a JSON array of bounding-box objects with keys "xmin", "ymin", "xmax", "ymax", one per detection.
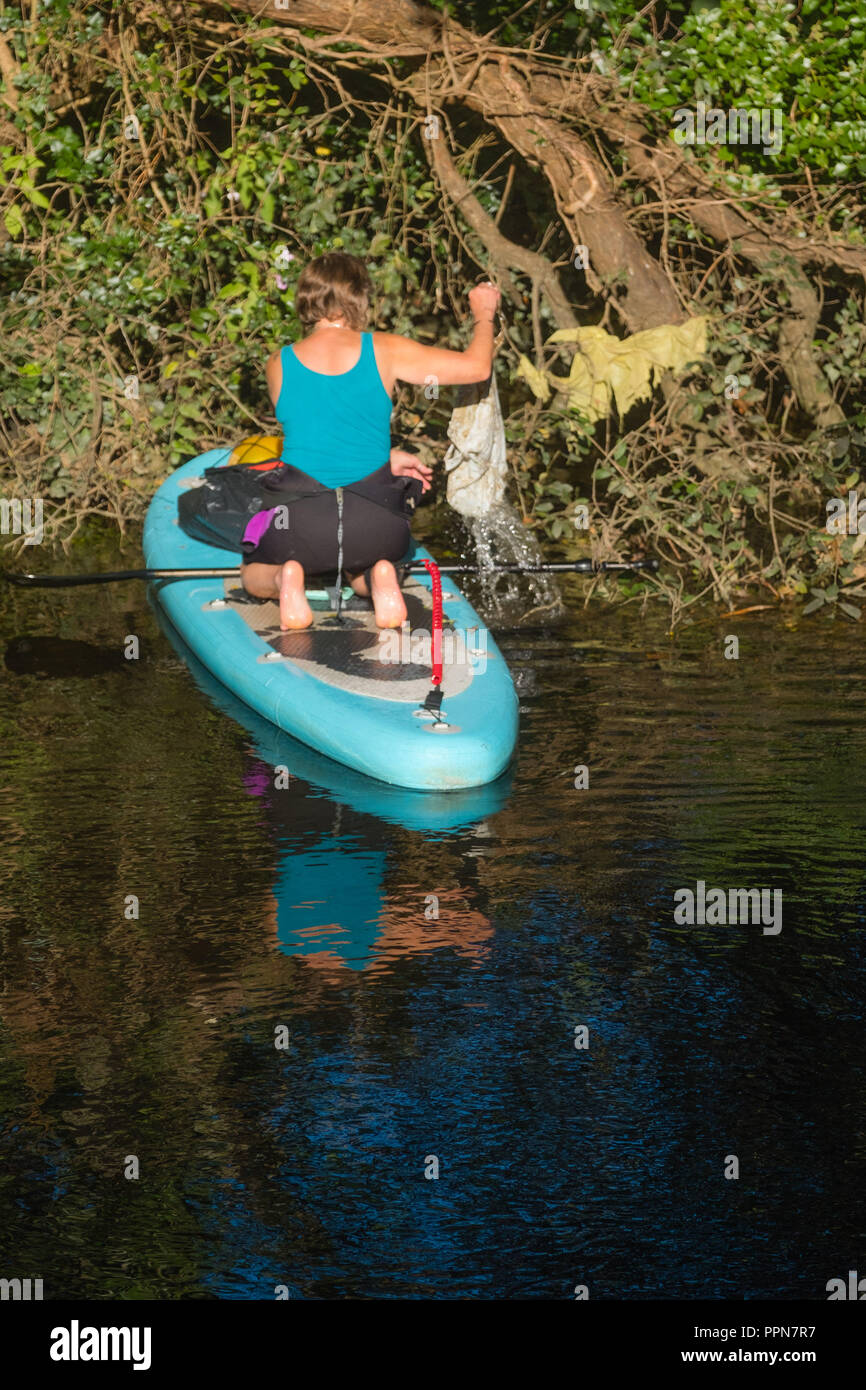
[{"xmin": 143, "ymin": 448, "xmax": 519, "ymax": 790}]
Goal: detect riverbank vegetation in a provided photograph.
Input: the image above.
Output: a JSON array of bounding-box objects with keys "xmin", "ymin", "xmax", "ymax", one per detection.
[{"xmin": 1, "ymin": 0, "xmax": 864, "ymax": 623}]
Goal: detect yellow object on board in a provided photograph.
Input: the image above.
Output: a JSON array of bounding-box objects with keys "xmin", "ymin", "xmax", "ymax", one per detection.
[
  {"xmin": 229, "ymin": 435, "xmax": 283, "ymax": 466},
  {"xmin": 516, "ymin": 317, "xmax": 708, "ymax": 424}
]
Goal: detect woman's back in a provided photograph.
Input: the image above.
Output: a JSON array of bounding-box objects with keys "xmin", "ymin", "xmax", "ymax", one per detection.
[
  {"xmin": 266, "ymin": 277, "xmax": 500, "ymax": 489},
  {"xmin": 270, "ymin": 330, "xmax": 393, "ymax": 489}
]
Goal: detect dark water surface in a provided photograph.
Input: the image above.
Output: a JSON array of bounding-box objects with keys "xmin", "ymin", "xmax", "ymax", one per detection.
[{"xmin": 1, "ymin": 555, "xmax": 865, "ymax": 1301}]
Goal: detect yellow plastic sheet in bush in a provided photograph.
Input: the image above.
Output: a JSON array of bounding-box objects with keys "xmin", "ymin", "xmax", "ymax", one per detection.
[{"xmin": 516, "ymin": 317, "xmax": 708, "ymax": 423}]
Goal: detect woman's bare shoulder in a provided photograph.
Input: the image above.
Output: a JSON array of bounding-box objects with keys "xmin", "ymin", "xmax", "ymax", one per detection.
[
  {"xmin": 265, "ymin": 349, "xmax": 284, "ymax": 404},
  {"xmin": 371, "ymin": 330, "xmax": 427, "ymax": 365},
  {"xmin": 371, "ymin": 331, "xmax": 406, "ymax": 349}
]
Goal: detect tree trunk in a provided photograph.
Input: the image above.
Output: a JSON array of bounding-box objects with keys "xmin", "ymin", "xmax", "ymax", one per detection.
[{"xmin": 198, "ymin": 0, "xmax": 855, "ymax": 423}]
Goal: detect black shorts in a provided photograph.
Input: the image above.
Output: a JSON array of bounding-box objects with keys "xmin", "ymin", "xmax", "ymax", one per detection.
[{"xmin": 240, "ymin": 463, "xmax": 421, "ymax": 575}]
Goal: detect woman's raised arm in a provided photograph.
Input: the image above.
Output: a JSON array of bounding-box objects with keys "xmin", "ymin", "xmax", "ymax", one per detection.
[{"xmin": 378, "ymin": 282, "xmax": 501, "ymax": 389}]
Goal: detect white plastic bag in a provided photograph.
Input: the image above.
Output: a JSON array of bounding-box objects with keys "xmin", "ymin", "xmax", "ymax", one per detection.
[{"xmin": 443, "ymin": 373, "xmax": 508, "ymax": 516}]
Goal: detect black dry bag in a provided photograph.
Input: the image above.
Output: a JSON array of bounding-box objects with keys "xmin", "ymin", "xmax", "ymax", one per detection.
[{"xmin": 176, "ymin": 461, "xmax": 283, "ymax": 553}]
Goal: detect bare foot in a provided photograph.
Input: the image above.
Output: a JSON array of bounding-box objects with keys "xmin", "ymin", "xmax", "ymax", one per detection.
[
  {"xmin": 369, "ymin": 559, "xmax": 407, "ymax": 629},
  {"xmin": 278, "ymin": 560, "xmax": 313, "ymax": 630}
]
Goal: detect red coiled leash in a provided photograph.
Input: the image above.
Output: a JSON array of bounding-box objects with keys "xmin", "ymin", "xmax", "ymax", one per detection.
[{"xmin": 422, "ymin": 557, "xmax": 443, "ymax": 687}]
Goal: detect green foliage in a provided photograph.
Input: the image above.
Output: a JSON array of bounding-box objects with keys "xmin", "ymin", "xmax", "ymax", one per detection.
[
  {"xmin": 442, "ymin": 0, "xmax": 866, "ymax": 191},
  {"xmin": 611, "ymin": 0, "xmax": 866, "ymax": 186},
  {"xmin": 0, "ymin": 3, "xmax": 442, "ymax": 531},
  {"xmin": 0, "ymin": 0, "xmax": 863, "ymax": 623}
]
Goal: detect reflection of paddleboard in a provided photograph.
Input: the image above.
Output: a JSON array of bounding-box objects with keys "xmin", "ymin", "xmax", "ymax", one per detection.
[
  {"xmin": 155, "ymin": 604, "xmax": 506, "ymax": 970},
  {"xmin": 143, "ymin": 448, "xmax": 519, "ymax": 791},
  {"xmin": 152, "ymin": 599, "xmax": 513, "ymax": 835}
]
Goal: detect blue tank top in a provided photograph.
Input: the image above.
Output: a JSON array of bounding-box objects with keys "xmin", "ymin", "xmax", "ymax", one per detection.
[{"xmin": 274, "ymin": 332, "xmax": 392, "ymax": 488}]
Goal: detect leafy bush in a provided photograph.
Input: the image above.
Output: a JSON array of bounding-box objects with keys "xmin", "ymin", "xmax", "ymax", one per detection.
[{"xmin": 1, "ymin": 0, "xmax": 864, "ymax": 625}]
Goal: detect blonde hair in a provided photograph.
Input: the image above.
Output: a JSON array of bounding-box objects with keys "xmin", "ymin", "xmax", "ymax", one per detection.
[{"xmin": 295, "ymin": 252, "xmax": 372, "ymax": 331}]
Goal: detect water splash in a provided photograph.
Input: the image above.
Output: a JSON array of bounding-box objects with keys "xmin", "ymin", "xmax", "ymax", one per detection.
[
  {"xmin": 466, "ymin": 506, "xmax": 565, "ymax": 626},
  {"xmin": 443, "ymin": 373, "xmax": 563, "ymax": 625}
]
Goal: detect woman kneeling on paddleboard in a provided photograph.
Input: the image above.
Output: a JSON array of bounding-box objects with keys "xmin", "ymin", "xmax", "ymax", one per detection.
[{"xmin": 240, "ymin": 252, "xmax": 500, "ymax": 630}]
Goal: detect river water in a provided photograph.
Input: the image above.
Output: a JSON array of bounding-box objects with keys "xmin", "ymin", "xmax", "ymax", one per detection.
[{"xmin": 1, "ymin": 538, "xmax": 864, "ymax": 1300}]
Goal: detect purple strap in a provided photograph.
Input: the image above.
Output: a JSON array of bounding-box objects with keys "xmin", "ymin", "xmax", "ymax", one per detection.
[{"xmin": 242, "ymin": 506, "xmax": 280, "ymax": 550}]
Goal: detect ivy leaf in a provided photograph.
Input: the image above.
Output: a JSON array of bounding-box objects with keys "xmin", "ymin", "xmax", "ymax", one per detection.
[{"xmin": 4, "ymin": 203, "xmax": 24, "ymax": 237}]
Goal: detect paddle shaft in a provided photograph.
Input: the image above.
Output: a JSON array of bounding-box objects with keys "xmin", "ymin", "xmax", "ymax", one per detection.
[
  {"xmin": 3, "ymin": 558, "xmax": 659, "ymax": 588},
  {"xmin": 1, "ymin": 567, "xmax": 242, "ymax": 588},
  {"xmin": 410, "ymin": 560, "xmax": 660, "ymax": 575}
]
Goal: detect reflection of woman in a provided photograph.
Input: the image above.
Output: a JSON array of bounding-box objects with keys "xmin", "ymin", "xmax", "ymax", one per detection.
[
  {"xmin": 241, "ymin": 252, "xmax": 500, "ymax": 632},
  {"xmin": 242, "ymin": 763, "xmax": 493, "ymax": 976}
]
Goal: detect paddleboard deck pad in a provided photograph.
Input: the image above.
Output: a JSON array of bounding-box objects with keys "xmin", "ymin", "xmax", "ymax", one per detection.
[{"xmin": 144, "ymin": 448, "xmax": 519, "ymax": 789}]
